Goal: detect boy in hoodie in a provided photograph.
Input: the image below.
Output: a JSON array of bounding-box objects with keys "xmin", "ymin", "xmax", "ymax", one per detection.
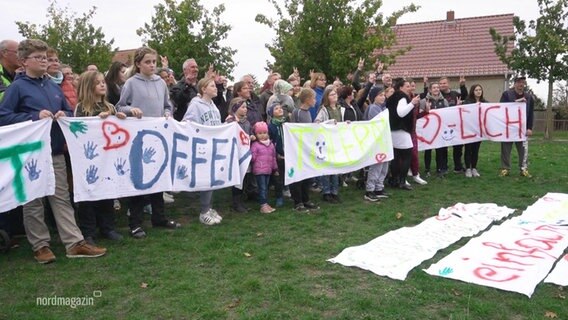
[{"xmin": 0, "ymin": 39, "xmax": 106, "ymax": 263}]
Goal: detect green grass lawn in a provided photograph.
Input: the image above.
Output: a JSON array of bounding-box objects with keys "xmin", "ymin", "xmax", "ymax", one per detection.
[{"xmin": 1, "ymin": 133, "xmax": 568, "ymax": 320}]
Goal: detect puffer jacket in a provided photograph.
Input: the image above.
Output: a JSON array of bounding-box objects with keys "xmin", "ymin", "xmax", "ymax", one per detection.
[{"xmin": 250, "ymin": 141, "xmax": 278, "ymax": 175}]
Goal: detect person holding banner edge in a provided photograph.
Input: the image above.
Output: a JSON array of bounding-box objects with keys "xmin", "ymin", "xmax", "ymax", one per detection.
[
  {"xmin": 0, "ymin": 39, "xmax": 107, "ymax": 263},
  {"xmin": 439, "ymin": 76, "xmax": 468, "ymax": 173},
  {"xmin": 463, "ymin": 84, "xmax": 488, "ymax": 178},
  {"xmin": 116, "ymin": 46, "xmax": 182, "ymax": 238}
]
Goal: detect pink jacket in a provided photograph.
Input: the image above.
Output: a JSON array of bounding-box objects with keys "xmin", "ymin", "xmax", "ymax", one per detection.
[{"xmin": 251, "ymin": 141, "xmax": 278, "ymax": 175}]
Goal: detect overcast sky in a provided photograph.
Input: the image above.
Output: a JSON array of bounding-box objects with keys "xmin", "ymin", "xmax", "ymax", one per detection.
[{"xmin": 1, "ymin": 0, "xmax": 549, "ymax": 99}]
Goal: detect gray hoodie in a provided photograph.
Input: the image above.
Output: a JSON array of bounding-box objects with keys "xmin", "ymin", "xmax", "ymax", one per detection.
[
  {"xmin": 116, "ymin": 73, "xmax": 172, "ymax": 117},
  {"xmin": 183, "ymin": 96, "xmax": 222, "ymax": 126}
]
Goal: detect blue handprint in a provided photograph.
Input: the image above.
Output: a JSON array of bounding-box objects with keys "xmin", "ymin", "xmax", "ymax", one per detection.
[
  {"xmin": 86, "ymin": 165, "xmax": 99, "ymax": 184},
  {"xmin": 25, "ymin": 159, "xmax": 42, "ymax": 181},
  {"xmin": 142, "ymin": 147, "xmax": 156, "ymax": 164},
  {"xmin": 83, "ymin": 141, "xmax": 99, "ymax": 160},
  {"xmin": 114, "ymin": 158, "xmax": 127, "ymax": 176},
  {"xmin": 438, "ymin": 267, "xmax": 454, "ymax": 276},
  {"xmin": 176, "ymin": 165, "xmax": 188, "ymax": 180}
]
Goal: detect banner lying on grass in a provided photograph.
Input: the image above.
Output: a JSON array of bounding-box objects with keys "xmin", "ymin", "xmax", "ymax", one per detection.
[
  {"xmin": 328, "ymin": 203, "xmax": 515, "ymax": 280},
  {"xmin": 0, "ymin": 119, "xmax": 54, "ymax": 212},
  {"xmin": 284, "ymin": 111, "xmax": 393, "ymax": 185},
  {"xmin": 59, "ymin": 117, "xmax": 251, "ymax": 202},
  {"xmin": 416, "ymin": 102, "xmax": 526, "ymax": 151},
  {"xmin": 424, "ymin": 193, "xmax": 568, "ymax": 297},
  {"xmin": 544, "ymin": 254, "xmax": 568, "ymax": 286}
]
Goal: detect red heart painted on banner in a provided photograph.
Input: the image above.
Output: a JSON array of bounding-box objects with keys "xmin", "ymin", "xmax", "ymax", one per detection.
[
  {"xmin": 416, "ymin": 112, "xmax": 442, "ymax": 145},
  {"xmin": 375, "ymin": 153, "xmax": 387, "ymax": 163},
  {"xmin": 239, "ymin": 130, "xmax": 250, "ymax": 146},
  {"xmin": 102, "ymin": 121, "xmax": 130, "ymax": 150}
]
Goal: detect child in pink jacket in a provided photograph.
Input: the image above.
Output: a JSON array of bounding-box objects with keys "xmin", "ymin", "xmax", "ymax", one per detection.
[{"xmin": 251, "ymin": 121, "xmax": 279, "ymax": 213}]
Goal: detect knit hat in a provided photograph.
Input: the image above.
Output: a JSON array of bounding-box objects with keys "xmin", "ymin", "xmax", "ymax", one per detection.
[
  {"xmin": 267, "ymin": 101, "xmax": 280, "ymax": 118},
  {"xmin": 368, "ymin": 86, "xmax": 382, "ymax": 104},
  {"xmin": 273, "ymin": 80, "xmax": 293, "ymax": 96},
  {"xmin": 253, "ymin": 121, "xmax": 269, "ymax": 134}
]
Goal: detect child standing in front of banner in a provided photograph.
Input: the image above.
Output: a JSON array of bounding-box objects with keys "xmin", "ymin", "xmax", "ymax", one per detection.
[
  {"xmin": 363, "ymin": 87, "xmax": 390, "ymax": 202},
  {"xmin": 267, "ymin": 102, "xmax": 286, "ymax": 207},
  {"xmin": 116, "ymin": 46, "xmax": 181, "ymax": 238},
  {"xmin": 74, "ymin": 71, "xmax": 127, "ymax": 244},
  {"xmin": 289, "ymin": 88, "xmax": 320, "ymax": 212},
  {"xmin": 251, "ymin": 121, "xmax": 279, "ymax": 213}
]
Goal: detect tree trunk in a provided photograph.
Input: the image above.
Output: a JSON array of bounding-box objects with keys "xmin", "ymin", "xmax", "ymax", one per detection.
[{"xmin": 544, "ymin": 76, "xmax": 554, "ymax": 140}]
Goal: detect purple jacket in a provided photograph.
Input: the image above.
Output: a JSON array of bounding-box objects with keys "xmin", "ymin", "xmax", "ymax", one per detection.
[{"xmin": 251, "ymin": 141, "xmax": 278, "ymax": 175}]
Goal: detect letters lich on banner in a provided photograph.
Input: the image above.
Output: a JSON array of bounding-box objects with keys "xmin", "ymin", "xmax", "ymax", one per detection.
[
  {"xmin": 0, "ymin": 119, "xmax": 55, "ymax": 212},
  {"xmin": 416, "ymin": 102, "xmax": 527, "ymax": 151},
  {"xmin": 58, "ymin": 117, "xmax": 251, "ymax": 202}
]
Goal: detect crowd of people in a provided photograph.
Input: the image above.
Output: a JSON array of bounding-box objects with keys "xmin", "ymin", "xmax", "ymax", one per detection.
[{"xmin": 0, "ymin": 38, "xmax": 534, "ymax": 264}]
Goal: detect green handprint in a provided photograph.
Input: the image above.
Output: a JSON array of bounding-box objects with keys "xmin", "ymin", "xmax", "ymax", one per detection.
[
  {"xmin": 69, "ymin": 121, "xmax": 88, "ymax": 138},
  {"xmin": 288, "ymin": 167, "xmax": 295, "ymax": 178}
]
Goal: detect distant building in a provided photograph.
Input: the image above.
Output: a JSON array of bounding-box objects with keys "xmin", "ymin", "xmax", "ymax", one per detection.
[
  {"xmin": 385, "ymin": 11, "xmax": 514, "ymax": 102},
  {"xmin": 112, "ymin": 49, "xmax": 136, "ymax": 66}
]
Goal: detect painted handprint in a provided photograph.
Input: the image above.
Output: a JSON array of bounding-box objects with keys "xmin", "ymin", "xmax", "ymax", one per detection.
[
  {"xmin": 86, "ymin": 165, "xmax": 99, "ymax": 184},
  {"xmin": 69, "ymin": 121, "xmax": 88, "ymax": 137},
  {"xmin": 83, "ymin": 141, "xmax": 99, "ymax": 160},
  {"xmin": 114, "ymin": 158, "xmax": 127, "ymax": 176},
  {"xmin": 142, "ymin": 147, "xmax": 156, "ymax": 164},
  {"xmin": 176, "ymin": 165, "xmax": 188, "ymax": 180},
  {"xmin": 25, "ymin": 159, "xmax": 42, "ymax": 181}
]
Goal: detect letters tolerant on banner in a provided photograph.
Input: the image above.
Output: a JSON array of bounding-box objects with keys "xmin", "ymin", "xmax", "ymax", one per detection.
[
  {"xmin": 58, "ymin": 117, "xmax": 251, "ymax": 202},
  {"xmin": 0, "ymin": 119, "xmax": 54, "ymax": 212},
  {"xmin": 416, "ymin": 102, "xmax": 527, "ymax": 151}
]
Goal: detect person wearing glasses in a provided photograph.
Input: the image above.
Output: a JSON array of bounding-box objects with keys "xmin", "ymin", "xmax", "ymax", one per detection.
[
  {"xmin": 0, "ymin": 39, "xmax": 107, "ymax": 263},
  {"xmin": 309, "ymin": 72, "xmax": 327, "ymax": 121}
]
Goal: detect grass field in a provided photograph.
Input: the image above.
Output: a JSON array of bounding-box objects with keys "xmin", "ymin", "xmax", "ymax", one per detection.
[{"xmin": 1, "ymin": 133, "xmax": 568, "ymax": 320}]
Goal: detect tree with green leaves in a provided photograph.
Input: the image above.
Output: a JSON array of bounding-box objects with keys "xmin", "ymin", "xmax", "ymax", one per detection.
[
  {"xmin": 255, "ymin": 0, "xmax": 418, "ymax": 81},
  {"xmin": 490, "ymin": 0, "xmax": 568, "ymax": 140},
  {"xmin": 16, "ymin": 0, "xmax": 115, "ymax": 72},
  {"xmin": 137, "ymin": 0, "xmax": 236, "ymax": 78}
]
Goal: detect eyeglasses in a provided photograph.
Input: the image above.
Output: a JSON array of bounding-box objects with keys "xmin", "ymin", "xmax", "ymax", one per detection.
[
  {"xmin": 318, "ymin": 78, "xmax": 326, "ymax": 81},
  {"xmin": 3, "ymin": 49, "xmax": 17, "ymax": 55},
  {"xmin": 47, "ymin": 58, "xmax": 60, "ymax": 63},
  {"xmin": 26, "ymin": 55, "xmax": 48, "ymax": 62}
]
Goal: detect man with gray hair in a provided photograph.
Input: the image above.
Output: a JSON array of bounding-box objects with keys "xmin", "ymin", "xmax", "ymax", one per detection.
[
  {"xmin": 171, "ymin": 58, "xmax": 199, "ymax": 121},
  {"xmin": 0, "ymin": 39, "xmax": 21, "ymax": 99}
]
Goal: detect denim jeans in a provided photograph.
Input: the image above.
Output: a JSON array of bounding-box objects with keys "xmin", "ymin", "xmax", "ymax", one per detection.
[
  {"xmin": 321, "ymin": 175, "xmax": 339, "ymax": 195},
  {"xmin": 255, "ymin": 174, "xmax": 271, "ymax": 205}
]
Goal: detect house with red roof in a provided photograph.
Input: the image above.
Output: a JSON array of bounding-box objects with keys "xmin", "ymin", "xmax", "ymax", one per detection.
[{"xmin": 386, "ymin": 11, "xmax": 514, "ymax": 102}]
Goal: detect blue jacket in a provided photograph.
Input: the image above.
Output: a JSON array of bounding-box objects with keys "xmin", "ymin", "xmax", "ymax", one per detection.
[{"xmin": 0, "ymin": 73, "xmax": 73, "ymax": 155}]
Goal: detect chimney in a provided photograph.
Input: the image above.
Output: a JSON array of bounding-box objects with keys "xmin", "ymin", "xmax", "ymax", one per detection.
[{"xmin": 446, "ymin": 10, "xmax": 455, "ymax": 22}]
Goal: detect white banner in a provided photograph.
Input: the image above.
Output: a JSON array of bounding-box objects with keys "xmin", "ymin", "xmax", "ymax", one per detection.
[
  {"xmin": 328, "ymin": 203, "xmax": 515, "ymax": 280},
  {"xmin": 0, "ymin": 119, "xmax": 54, "ymax": 212},
  {"xmin": 416, "ymin": 102, "xmax": 527, "ymax": 151},
  {"xmin": 544, "ymin": 254, "xmax": 568, "ymax": 286},
  {"xmin": 284, "ymin": 111, "xmax": 393, "ymax": 185},
  {"xmin": 58, "ymin": 117, "xmax": 251, "ymax": 202},
  {"xmin": 424, "ymin": 193, "xmax": 568, "ymax": 297}
]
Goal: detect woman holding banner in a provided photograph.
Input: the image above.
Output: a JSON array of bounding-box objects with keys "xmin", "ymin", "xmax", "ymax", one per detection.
[
  {"xmin": 386, "ymin": 78, "xmax": 420, "ymax": 190},
  {"xmin": 463, "ymin": 84, "xmax": 487, "ymax": 178}
]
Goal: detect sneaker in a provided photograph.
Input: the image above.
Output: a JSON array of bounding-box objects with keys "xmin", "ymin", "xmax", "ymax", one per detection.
[
  {"xmin": 200, "ymin": 210, "xmax": 220, "ymax": 226},
  {"xmin": 66, "ymin": 241, "xmax": 106, "ymax": 258},
  {"xmin": 152, "ymin": 219, "xmax": 182, "ymax": 229},
  {"xmin": 465, "ymin": 168, "xmax": 472, "ymax": 178},
  {"xmin": 113, "ymin": 199, "xmax": 121, "ymax": 211},
  {"xmin": 209, "ymin": 209, "xmax": 223, "ymax": 222},
  {"xmin": 84, "ymin": 236, "xmax": 96, "ymax": 246},
  {"xmin": 472, "ymin": 168, "xmax": 480, "ymax": 177},
  {"xmin": 34, "ymin": 246, "xmax": 56, "ymax": 264},
  {"xmin": 303, "ymin": 201, "xmax": 320, "ymax": 210},
  {"xmin": 374, "ymin": 190, "xmax": 389, "ymax": 198},
  {"xmin": 424, "ymin": 171, "xmax": 431, "ymax": 178},
  {"xmin": 454, "ymin": 167, "xmax": 465, "ymax": 174},
  {"xmin": 101, "ymin": 230, "xmax": 123, "ymax": 241},
  {"xmin": 130, "ymin": 227, "xmax": 146, "ymax": 239},
  {"xmin": 323, "ymin": 194, "xmax": 336, "ymax": 203},
  {"xmin": 294, "ymin": 203, "xmax": 309, "ymax": 212},
  {"xmin": 499, "ymin": 169, "xmax": 510, "ymax": 177},
  {"xmin": 349, "ymin": 176, "xmax": 359, "ymax": 182},
  {"xmin": 260, "ymin": 204, "xmax": 275, "ymax": 214},
  {"xmin": 282, "ymin": 189, "xmax": 292, "ymax": 198},
  {"xmin": 275, "ymin": 197, "xmax": 284, "ymax": 207},
  {"xmin": 413, "ymin": 175, "xmax": 428, "ymax": 185},
  {"xmin": 342, "ymin": 181, "xmax": 348, "ymax": 187},
  {"xmin": 163, "ymin": 192, "xmax": 174, "ymax": 204},
  {"xmin": 364, "ymin": 192, "xmax": 380, "ymax": 202},
  {"xmin": 399, "ymin": 183, "xmax": 413, "ymax": 191},
  {"xmin": 520, "ymin": 169, "xmax": 532, "ymax": 178},
  {"xmin": 144, "ymin": 204, "xmax": 152, "ymax": 215},
  {"xmin": 405, "ymin": 180, "xmax": 411, "ymax": 187},
  {"xmin": 310, "ymin": 186, "xmax": 322, "ymax": 193},
  {"xmin": 407, "ymin": 169, "xmax": 413, "ymax": 177}
]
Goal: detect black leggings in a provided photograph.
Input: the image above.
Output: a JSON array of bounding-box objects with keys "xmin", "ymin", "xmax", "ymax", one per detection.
[
  {"xmin": 464, "ymin": 142, "xmax": 482, "ymax": 169},
  {"xmin": 392, "ymin": 148, "xmax": 412, "ymax": 185}
]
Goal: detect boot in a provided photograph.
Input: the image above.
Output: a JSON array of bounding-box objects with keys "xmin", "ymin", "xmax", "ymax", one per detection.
[{"xmin": 232, "ymin": 195, "xmax": 248, "ymax": 213}]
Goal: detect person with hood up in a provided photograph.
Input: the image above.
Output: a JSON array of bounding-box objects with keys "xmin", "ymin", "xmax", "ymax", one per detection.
[{"xmin": 266, "ymin": 79, "xmax": 294, "ymax": 122}]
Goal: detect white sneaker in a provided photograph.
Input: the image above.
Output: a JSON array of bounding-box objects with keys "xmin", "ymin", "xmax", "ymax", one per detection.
[
  {"xmin": 283, "ymin": 189, "xmax": 292, "ymax": 198},
  {"xmin": 199, "ymin": 210, "xmax": 219, "ymax": 225},
  {"xmin": 209, "ymin": 208, "xmax": 223, "ymax": 222},
  {"xmin": 465, "ymin": 169, "xmax": 472, "ymax": 178},
  {"xmin": 405, "ymin": 180, "xmax": 411, "ymax": 187},
  {"xmin": 413, "ymin": 175, "xmax": 428, "ymax": 185},
  {"xmin": 163, "ymin": 192, "xmax": 175, "ymax": 204},
  {"xmin": 349, "ymin": 175, "xmax": 359, "ymax": 182},
  {"xmin": 472, "ymin": 168, "xmax": 480, "ymax": 177},
  {"xmin": 342, "ymin": 181, "xmax": 348, "ymax": 187},
  {"xmin": 407, "ymin": 169, "xmax": 413, "ymax": 177}
]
